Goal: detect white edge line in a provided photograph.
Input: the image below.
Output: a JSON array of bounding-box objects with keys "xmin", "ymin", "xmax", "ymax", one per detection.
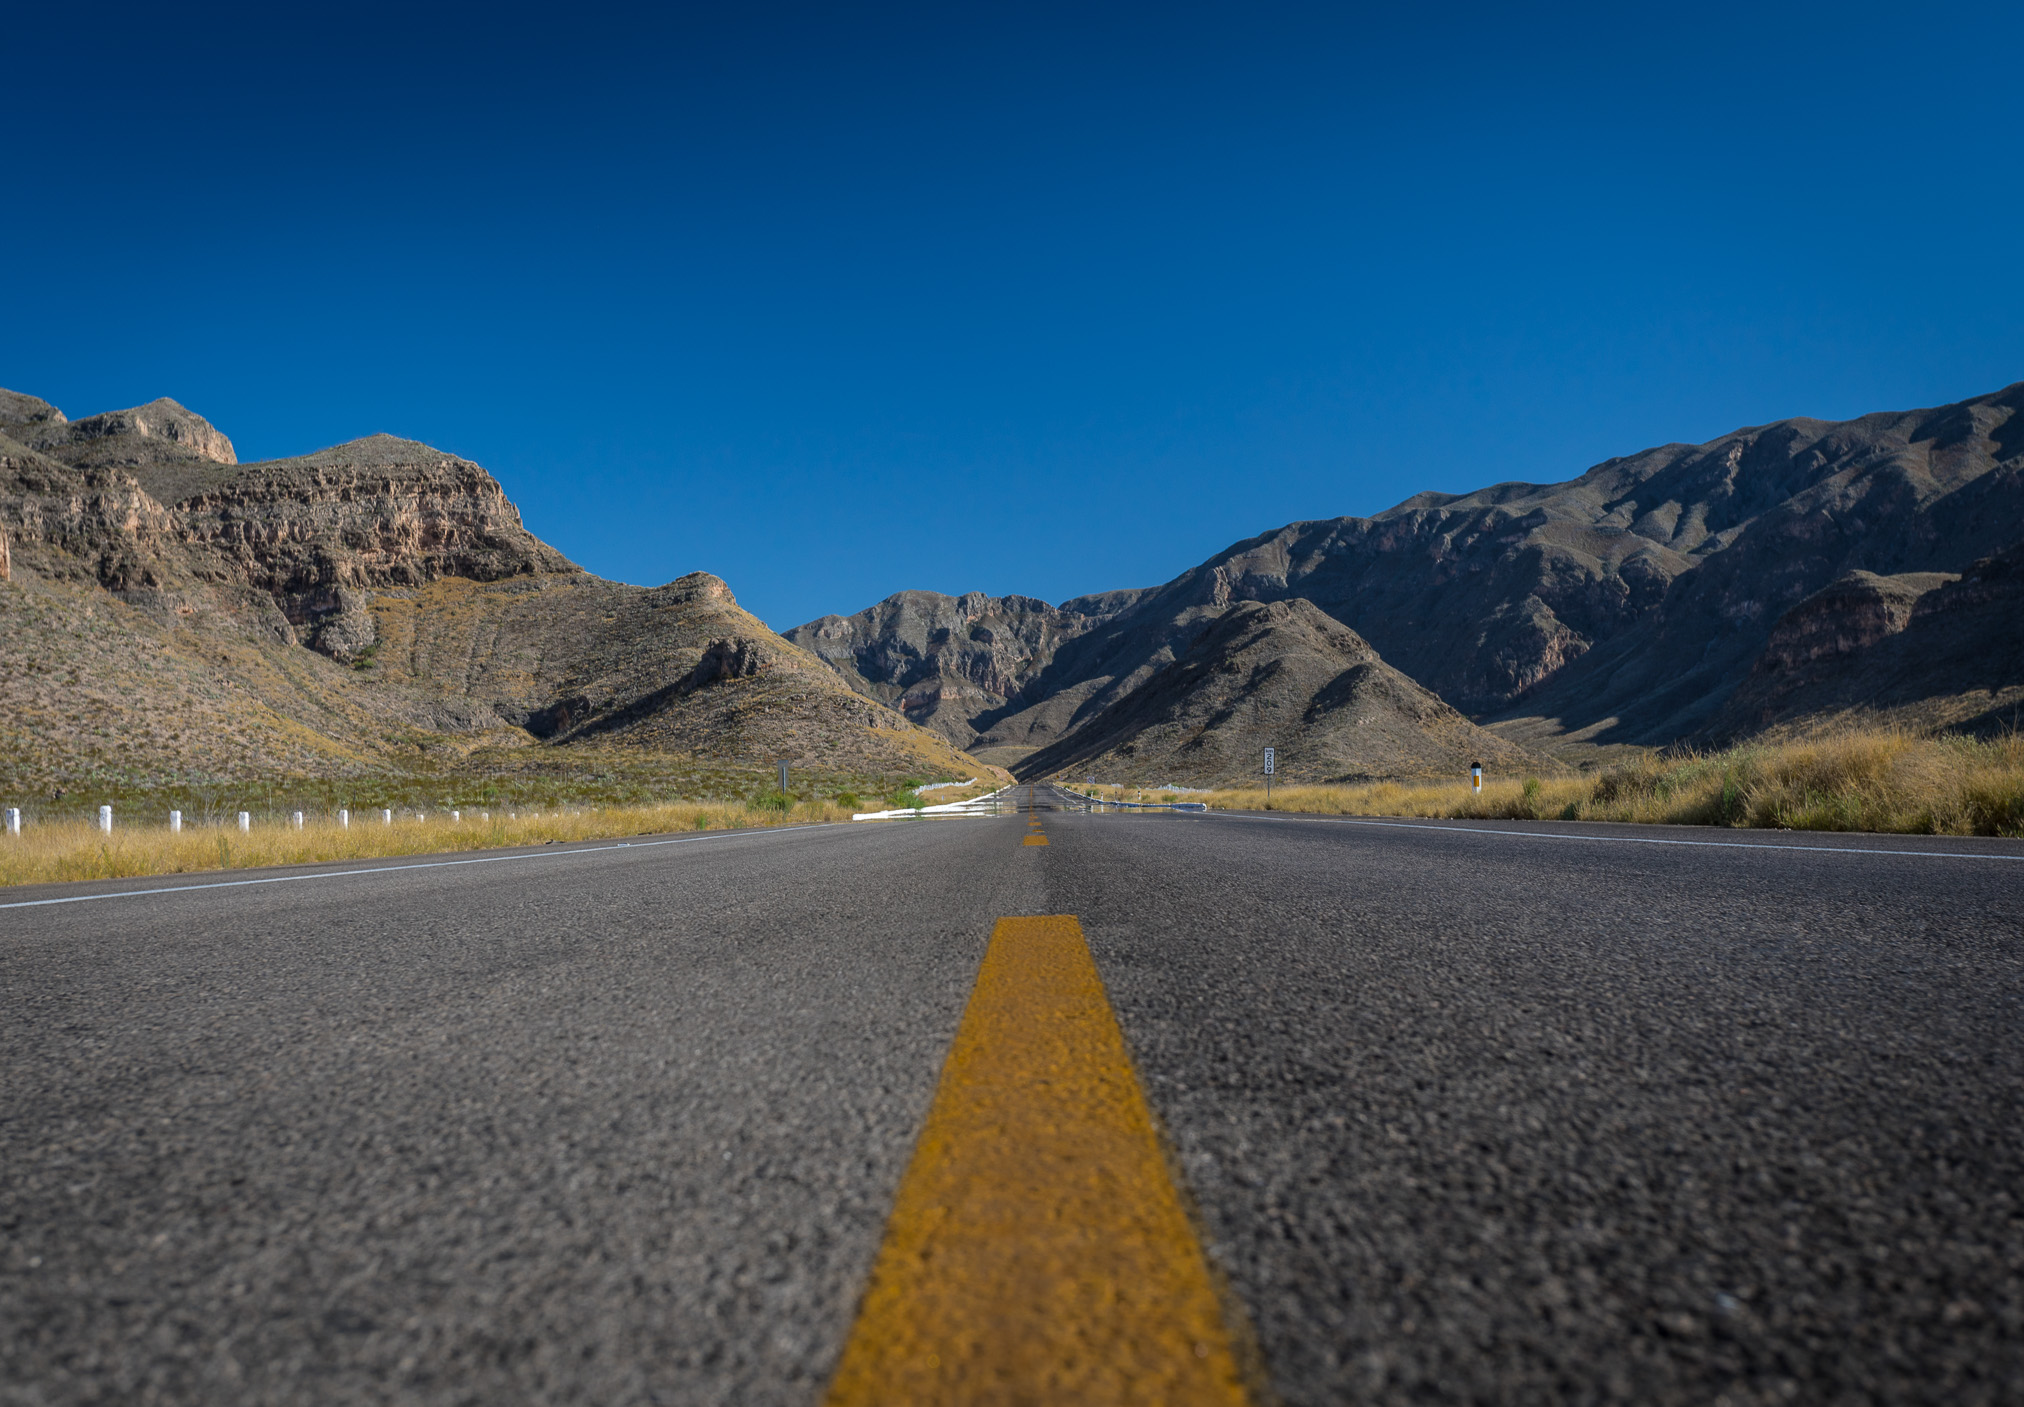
[
  {"xmin": 0, "ymin": 823, "xmax": 844, "ymax": 911},
  {"xmin": 1205, "ymin": 810, "xmax": 2024, "ymax": 860}
]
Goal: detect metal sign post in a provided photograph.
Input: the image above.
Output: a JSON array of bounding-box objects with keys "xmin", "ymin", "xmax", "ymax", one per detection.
[
  {"xmin": 1263, "ymin": 747, "xmax": 1275, "ymax": 808},
  {"xmin": 778, "ymin": 760, "xmax": 790, "ymax": 795}
]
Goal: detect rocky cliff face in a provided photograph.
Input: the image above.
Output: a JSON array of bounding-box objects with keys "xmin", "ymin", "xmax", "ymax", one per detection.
[
  {"xmin": 1715, "ymin": 544, "xmax": 2024, "ymax": 737},
  {"xmin": 782, "ymin": 589, "xmax": 1132, "ymax": 748},
  {"xmin": 0, "ymin": 396, "xmax": 574, "ymax": 661},
  {"xmin": 0, "ymin": 431, "xmax": 188, "ymax": 595},
  {"xmin": 170, "ymin": 434, "xmax": 576, "ymax": 660}
]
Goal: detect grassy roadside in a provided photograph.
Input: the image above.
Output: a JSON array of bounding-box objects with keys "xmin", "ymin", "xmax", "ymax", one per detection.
[
  {"xmin": 0, "ymin": 800, "xmax": 865, "ymax": 890},
  {"xmin": 1198, "ymin": 730, "xmax": 2024, "ymax": 837},
  {"xmin": 0, "ymin": 775, "xmax": 1021, "ymax": 890}
]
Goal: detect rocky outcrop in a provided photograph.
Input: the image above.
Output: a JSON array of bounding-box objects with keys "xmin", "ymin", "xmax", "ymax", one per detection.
[
  {"xmin": 0, "ymin": 431, "xmax": 187, "ymax": 592},
  {"xmin": 170, "ymin": 434, "xmax": 575, "ymax": 647},
  {"xmin": 0, "ymin": 390, "xmax": 66, "ymax": 434},
  {"xmin": 690, "ymin": 636, "xmax": 763, "ymax": 685},
  {"xmin": 1751, "ymin": 571, "xmax": 1954, "ymax": 674},
  {"xmin": 285, "ymin": 585, "xmax": 378, "ymax": 663},
  {"xmin": 42, "ymin": 397, "xmax": 238, "ymax": 467},
  {"xmin": 1714, "ymin": 545, "xmax": 2024, "ymax": 737},
  {"xmin": 3, "ymin": 395, "xmax": 241, "ymax": 510},
  {"xmin": 2, "ymin": 406, "xmax": 580, "ymax": 655}
]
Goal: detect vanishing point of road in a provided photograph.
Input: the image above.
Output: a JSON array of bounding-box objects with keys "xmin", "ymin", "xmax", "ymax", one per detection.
[{"xmin": 5, "ymin": 787, "xmax": 2020, "ymax": 1405}]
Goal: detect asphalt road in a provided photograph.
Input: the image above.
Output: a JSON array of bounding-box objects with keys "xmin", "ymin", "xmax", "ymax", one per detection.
[{"xmin": 4, "ymin": 795, "xmax": 2021, "ymax": 1405}]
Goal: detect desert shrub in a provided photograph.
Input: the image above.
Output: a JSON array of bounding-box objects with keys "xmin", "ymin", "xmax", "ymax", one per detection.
[{"xmin": 1592, "ymin": 757, "xmax": 1664, "ymax": 805}]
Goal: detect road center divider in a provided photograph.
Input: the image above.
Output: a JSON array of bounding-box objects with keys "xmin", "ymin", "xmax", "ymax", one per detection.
[{"xmin": 825, "ymin": 916, "xmax": 1254, "ymax": 1405}]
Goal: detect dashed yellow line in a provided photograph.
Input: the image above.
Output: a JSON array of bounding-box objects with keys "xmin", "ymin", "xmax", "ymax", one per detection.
[
  {"xmin": 824, "ymin": 916, "xmax": 1253, "ymax": 1405},
  {"xmin": 1024, "ymin": 785, "xmax": 1049, "ymax": 844}
]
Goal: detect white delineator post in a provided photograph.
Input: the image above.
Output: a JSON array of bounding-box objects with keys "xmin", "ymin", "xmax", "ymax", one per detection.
[
  {"xmin": 339, "ymin": 809, "xmax": 349, "ymax": 828},
  {"xmin": 381, "ymin": 808, "xmax": 392, "ymax": 825},
  {"xmin": 1471, "ymin": 761, "xmax": 1484, "ymax": 795},
  {"xmin": 5, "ymin": 807, "xmax": 20, "ymax": 836},
  {"xmin": 238, "ymin": 811, "xmax": 251, "ymax": 832},
  {"xmin": 451, "ymin": 810, "xmax": 461, "ymax": 823},
  {"xmin": 170, "ymin": 810, "xmax": 182, "ymax": 833},
  {"xmin": 98, "ymin": 805, "xmax": 113, "ymax": 834},
  {"xmin": 292, "ymin": 811, "xmax": 304, "ymax": 830}
]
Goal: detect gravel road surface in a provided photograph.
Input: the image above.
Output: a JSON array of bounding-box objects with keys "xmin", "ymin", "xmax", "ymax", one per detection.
[{"xmin": 4, "ymin": 797, "xmax": 2020, "ymax": 1404}]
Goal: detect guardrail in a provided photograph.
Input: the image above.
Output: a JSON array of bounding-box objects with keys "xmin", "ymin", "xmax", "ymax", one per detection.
[
  {"xmin": 1052, "ymin": 786, "xmax": 1208, "ymax": 813},
  {"xmin": 852, "ymin": 784, "xmax": 1017, "ymax": 821}
]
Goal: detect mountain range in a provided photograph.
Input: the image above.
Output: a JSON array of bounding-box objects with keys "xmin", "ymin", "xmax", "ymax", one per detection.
[
  {"xmin": 3, "ymin": 381, "xmax": 2019, "ymax": 801},
  {"xmin": 788, "ymin": 381, "xmax": 2024, "ymax": 781}
]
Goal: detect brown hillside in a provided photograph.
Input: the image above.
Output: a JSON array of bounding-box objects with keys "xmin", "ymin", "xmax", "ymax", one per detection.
[{"xmin": 1018, "ymin": 599, "xmax": 1539, "ymax": 786}]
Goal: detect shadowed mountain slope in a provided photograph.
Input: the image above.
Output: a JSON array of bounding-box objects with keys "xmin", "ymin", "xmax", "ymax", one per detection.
[
  {"xmin": 1018, "ymin": 599, "xmax": 1539, "ymax": 786},
  {"xmin": 0, "ymin": 390, "xmax": 978, "ymax": 799},
  {"xmin": 1712, "ymin": 543, "xmax": 2024, "ymax": 739}
]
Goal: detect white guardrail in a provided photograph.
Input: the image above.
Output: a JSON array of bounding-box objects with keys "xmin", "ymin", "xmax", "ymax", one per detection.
[
  {"xmin": 1054, "ymin": 786, "xmax": 1208, "ymax": 813},
  {"xmin": 852, "ymin": 782, "xmax": 1210, "ymax": 821},
  {"xmin": 852, "ymin": 784, "xmax": 1021, "ymax": 821}
]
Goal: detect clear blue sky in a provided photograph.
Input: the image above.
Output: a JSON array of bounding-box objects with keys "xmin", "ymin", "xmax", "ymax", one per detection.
[{"xmin": 7, "ymin": 1, "xmax": 2020, "ymax": 629}]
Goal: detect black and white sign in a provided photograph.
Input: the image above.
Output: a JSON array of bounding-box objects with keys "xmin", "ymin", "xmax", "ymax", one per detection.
[{"xmin": 1263, "ymin": 747, "xmax": 1275, "ymax": 775}]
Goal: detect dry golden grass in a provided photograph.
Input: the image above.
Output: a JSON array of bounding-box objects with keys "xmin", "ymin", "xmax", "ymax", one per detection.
[
  {"xmin": 0, "ymin": 799, "xmax": 864, "ymax": 890},
  {"xmin": 1199, "ymin": 729, "xmax": 2024, "ymax": 837}
]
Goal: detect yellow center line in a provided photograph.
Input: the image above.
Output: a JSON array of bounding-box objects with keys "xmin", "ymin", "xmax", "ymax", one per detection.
[{"xmin": 825, "ymin": 916, "xmax": 1254, "ymax": 1405}]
